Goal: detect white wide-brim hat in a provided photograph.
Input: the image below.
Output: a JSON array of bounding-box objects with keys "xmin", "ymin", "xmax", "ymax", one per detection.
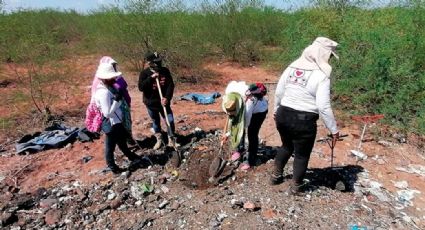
[{"xmin": 95, "ymin": 63, "xmax": 122, "ymax": 79}]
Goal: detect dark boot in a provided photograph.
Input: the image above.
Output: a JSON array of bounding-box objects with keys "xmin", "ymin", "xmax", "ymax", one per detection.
[
  {"xmin": 289, "ymin": 181, "xmax": 306, "ymax": 195},
  {"xmin": 128, "ymin": 157, "xmax": 144, "ymax": 172},
  {"xmin": 109, "ymin": 165, "xmax": 124, "ymax": 174},
  {"xmin": 270, "ymin": 169, "xmax": 284, "ymax": 185}
]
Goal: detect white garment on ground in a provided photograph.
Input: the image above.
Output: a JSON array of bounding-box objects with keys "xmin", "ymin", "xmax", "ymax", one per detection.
[
  {"xmin": 94, "ymin": 83, "xmax": 123, "ymax": 125},
  {"xmin": 274, "ymin": 67, "xmax": 338, "ymax": 134},
  {"xmin": 245, "ymin": 97, "xmax": 268, "ymax": 128}
]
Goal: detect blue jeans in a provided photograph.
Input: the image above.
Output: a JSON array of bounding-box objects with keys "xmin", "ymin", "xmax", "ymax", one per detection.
[{"xmin": 147, "ymin": 106, "xmax": 175, "ymax": 134}]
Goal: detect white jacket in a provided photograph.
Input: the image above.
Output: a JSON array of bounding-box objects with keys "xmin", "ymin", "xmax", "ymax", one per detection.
[
  {"xmin": 94, "ymin": 83, "xmax": 123, "ymax": 126},
  {"xmin": 274, "ymin": 67, "xmax": 338, "ymax": 134},
  {"xmin": 245, "ymin": 97, "xmax": 268, "ymax": 128}
]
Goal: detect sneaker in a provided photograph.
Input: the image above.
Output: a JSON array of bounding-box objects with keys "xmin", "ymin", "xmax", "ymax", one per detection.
[
  {"xmin": 270, "ymin": 174, "xmax": 283, "ymax": 185},
  {"xmin": 240, "ymin": 162, "xmax": 251, "ymax": 171},
  {"xmin": 230, "ymin": 151, "xmax": 241, "ymax": 162}
]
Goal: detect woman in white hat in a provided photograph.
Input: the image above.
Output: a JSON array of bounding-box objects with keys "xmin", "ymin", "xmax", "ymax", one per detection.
[
  {"xmin": 271, "ymin": 37, "xmax": 340, "ymax": 193},
  {"xmin": 94, "ymin": 61, "xmax": 142, "ymax": 174}
]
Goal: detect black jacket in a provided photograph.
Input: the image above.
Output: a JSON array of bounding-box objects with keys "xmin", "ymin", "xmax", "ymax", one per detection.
[{"xmin": 138, "ymin": 67, "xmax": 175, "ymax": 109}]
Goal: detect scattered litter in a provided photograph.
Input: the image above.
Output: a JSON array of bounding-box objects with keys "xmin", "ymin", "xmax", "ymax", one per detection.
[
  {"xmin": 395, "ymin": 164, "xmax": 425, "ymax": 177},
  {"xmin": 216, "ymin": 212, "xmax": 228, "ymax": 222},
  {"xmin": 378, "ymin": 140, "xmax": 394, "ymax": 147},
  {"xmin": 160, "ymin": 185, "xmax": 170, "ymax": 194},
  {"xmin": 107, "ymin": 191, "xmax": 116, "ymax": 200},
  {"xmin": 171, "ymin": 170, "xmax": 179, "ymax": 178},
  {"xmin": 396, "ymin": 189, "xmax": 421, "ymax": 207},
  {"xmin": 130, "ymin": 182, "xmax": 154, "ymax": 200},
  {"xmin": 393, "ymin": 133, "xmax": 407, "ymax": 143},
  {"xmin": 243, "ymin": 201, "xmax": 259, "ymax": 211},
  {"xmin": 82, "ymin": 156, "xmax": 93, "ymax": 163},
  {"xmin": 348, "ymin": 224, "xmax": 369, "ymax": 230},
  {"xmin": 393, "ymin": 181, "xmax": 409, "ymax": 189},
  {"xmin": 158, "ymin": 200, "xmax": 169, "ymax": 209},
  {"xmin": 350, "ymin": 150, "xmax": 368, "ymax": 161}
]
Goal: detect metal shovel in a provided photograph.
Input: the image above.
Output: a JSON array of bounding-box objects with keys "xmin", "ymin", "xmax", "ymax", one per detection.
[
  {"xmin": 208, "ymin": 118, "xmax": 230, "ymax": 180},
  {"xmin": 154, "ymin": 74, "xmax": 181, "ymax": 167},
  {"xmin": 316, "ymin": 134, "xmax": 348, "ymax": 167}
]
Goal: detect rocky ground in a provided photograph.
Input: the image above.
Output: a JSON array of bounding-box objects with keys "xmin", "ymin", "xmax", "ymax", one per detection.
[{"xmin": 0, "ymin": 60, "xmax": 424, "ymax": 229}]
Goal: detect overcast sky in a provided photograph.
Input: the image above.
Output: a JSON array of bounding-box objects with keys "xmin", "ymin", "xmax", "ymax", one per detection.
[{"xmin": 3, "ymin": 0, "xmax": 311, "ymax": 13}]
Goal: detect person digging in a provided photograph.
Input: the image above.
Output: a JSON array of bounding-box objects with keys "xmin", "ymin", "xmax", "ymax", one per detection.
[
  {"xmin": 209, "ymin": 83, "xmax": 248, "ymax": 179},
  {"xmin": 138, "ymin": 51, "xmax": 177, "ymax": 150}
]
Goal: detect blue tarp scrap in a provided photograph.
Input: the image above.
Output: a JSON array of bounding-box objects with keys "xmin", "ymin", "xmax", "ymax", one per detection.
[
  {"xmin": 179, "ymin": 92, "xmax": 221, "ymax": 104},
  {"xmin": 15, "ymin": 123, "xmax": 80, "ymax": 154}
]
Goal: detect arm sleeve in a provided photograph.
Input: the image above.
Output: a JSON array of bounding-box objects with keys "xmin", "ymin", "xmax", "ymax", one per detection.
[
  {"xmin": 274, "ymin": 68, "xmax": 290, "ymax": 113},
  {"xmin": 244, "ymin": 98, "xmax": 255, "ymax": 128},
  {"xmin": 164, "ymin": 69, "xmax": 175, "ymax": 101},
  {"xmin": 138, "ymin": 70, "xmax": 152, "ymax": 92},
  {"xmin": 98, "ymin": 89, "xmax": 122, "ymax": 118},
  {"xmin": 316, "ymin": 78, "xmax": 338, "ymax": 134}
]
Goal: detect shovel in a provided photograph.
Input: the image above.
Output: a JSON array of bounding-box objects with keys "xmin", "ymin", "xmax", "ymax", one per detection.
[
  {"xmin": 316, "ymin": 134, "xmax": 348, "ymax": 167},
  {"xmin": 154, "ymin": 73, "xmax": 181, "ymax": 167},
  {"xmin": 317, "ymin": 134, "xmax": 348, "ymax": 191},
  {"xmin": 208, "ymin": 118, "xmax": 230, "ymax": 180}
]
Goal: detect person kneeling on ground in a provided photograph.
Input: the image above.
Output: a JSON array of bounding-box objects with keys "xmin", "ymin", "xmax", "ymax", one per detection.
[
  {"xmin": 271, "ymin": 37, "xmax": 340, "ymax": 194},
  {"xmin": 94, "ymin": 61, "xmax": 144, "ymax": 174},
  {"xmin": 138, "ymin": 51, "xmax": 177, "ymax": 150}
]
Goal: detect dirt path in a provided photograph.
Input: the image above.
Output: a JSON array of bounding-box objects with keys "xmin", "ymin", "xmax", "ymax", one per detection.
[{"xmin": 0, "ymin": 59, "xmax": 424, "ymax": 229}]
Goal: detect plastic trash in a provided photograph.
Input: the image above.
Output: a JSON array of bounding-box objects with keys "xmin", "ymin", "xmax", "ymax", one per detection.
[
  {"xmin": 350, "ymin": 150, "xmax": 368, "ymax": 160},
  {"xmin": 349, "ymin": 224, "xmax": 368, "ymax": 230}
]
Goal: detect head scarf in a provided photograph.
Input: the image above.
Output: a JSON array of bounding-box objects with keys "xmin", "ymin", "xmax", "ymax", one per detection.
[
  {"xmin": 222, "ymin": 92, "xmax": 245, "ymax": 149},
  {"xmin": 289, "ymin": 37, "xmax": 339, "ymax": 77}
]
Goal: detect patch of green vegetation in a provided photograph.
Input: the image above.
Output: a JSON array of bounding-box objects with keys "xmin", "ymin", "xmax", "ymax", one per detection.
[
  {"xmin": 0, "ymin": 116, "xmax": 15, "ymax": 130},
  {"xmin": 0, "ymin": 1, "xmax": 424, "ymax": 135}
]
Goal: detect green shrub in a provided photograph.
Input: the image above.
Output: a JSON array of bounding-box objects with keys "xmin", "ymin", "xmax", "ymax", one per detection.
[{"xmin": 0, "ymin": 1, "xmax": 424, "ymax": 135}]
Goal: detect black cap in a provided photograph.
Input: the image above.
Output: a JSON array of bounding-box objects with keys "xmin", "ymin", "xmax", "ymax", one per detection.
[{"xmin": 145, "ymin": 51, "xmax": 162, "ymax": 62}]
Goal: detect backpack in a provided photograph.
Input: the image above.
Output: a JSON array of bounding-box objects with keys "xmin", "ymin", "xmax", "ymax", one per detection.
[{"xmin": 85, "ymin": 102, "xmax": 103, "ymax": 133}]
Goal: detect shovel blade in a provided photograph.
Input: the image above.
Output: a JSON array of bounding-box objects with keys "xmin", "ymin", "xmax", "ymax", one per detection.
[
  {"xmin": 169, "ymin": 149, "xmax": 181, "ymax": 168},
  {"xmin": 209, "ymin": 157, "xmax": 223, "ymax": 178}
]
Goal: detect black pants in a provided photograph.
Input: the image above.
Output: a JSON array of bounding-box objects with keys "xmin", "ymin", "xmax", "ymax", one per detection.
[
  {"xmin": 105, "ymin": 123, "xmax": 138, "ymax": 168},
  {"xmin": 274, "ymin": 106, "xmax": 318, "ymax": 184},
  {"xmin": 247, "ymin": 110, "xmax": 268, "ymax": 166}
]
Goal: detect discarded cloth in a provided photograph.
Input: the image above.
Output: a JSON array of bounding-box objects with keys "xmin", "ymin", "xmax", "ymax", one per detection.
[
  {"xmin": 15, "ymin": 123, "xmax": 79, "ymax": 154},
  {"xmin": 77, "ymin": 128, "xmax": 100, "ymax": 142},
  {"xmin": 180, "ymin": 92, "xmax": 221, "ymax": 104}
]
